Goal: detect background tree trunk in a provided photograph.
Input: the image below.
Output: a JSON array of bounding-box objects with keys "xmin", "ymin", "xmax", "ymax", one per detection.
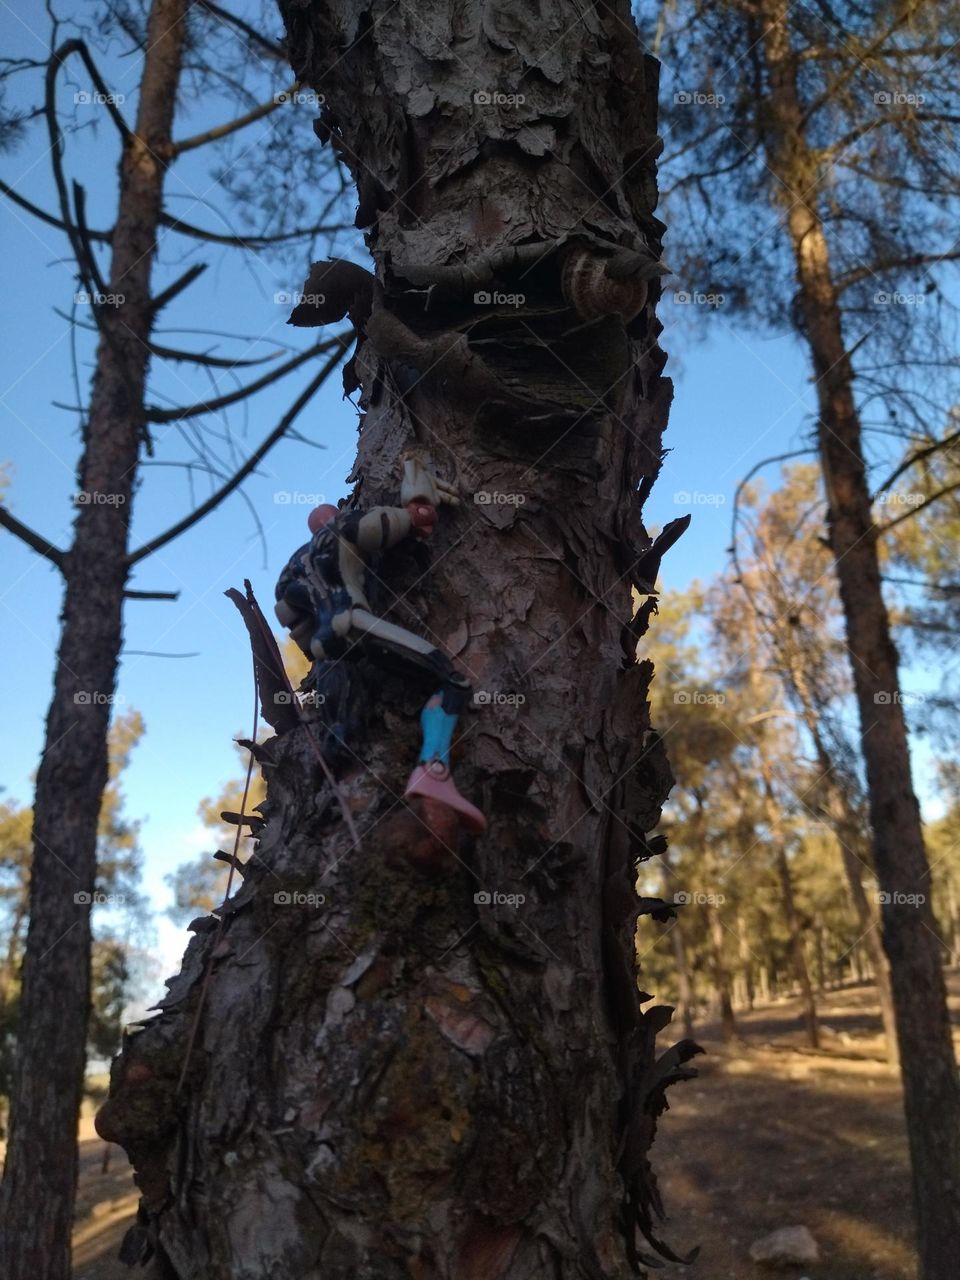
[
  {"xmin": 0, "ymin": 3, "xmax": 188, "ymax": 1275},
  {"xmin": 760, "ymin": 2, "xmax": 960, "ymax": 1271},
  {"xmin": 787, "ymin": 661, "xmax": 899, "ymax": 1064},
  {"xmin": 772, "ymin": 843, "xmax": 819, "ymax": 1049},
  {"xmin": 760, "ymin": 776, "xmax": 819, "ymax": 1049},
  {"xmin": 95, "ymin": 3, "xmax": 698, "ymax": 1276}
]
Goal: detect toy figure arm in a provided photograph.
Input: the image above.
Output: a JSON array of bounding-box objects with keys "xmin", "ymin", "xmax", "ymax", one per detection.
[
  {"xmin": 351, "ymin": 505, "xmax": 413, "ymax": 554},
  {"xmin": 400, "ymin": 456, "xmax": 460, "ymax": 508}
]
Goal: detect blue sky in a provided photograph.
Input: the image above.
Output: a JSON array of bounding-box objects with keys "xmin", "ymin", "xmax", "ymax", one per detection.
[{"xmin": 0, "ymin": 0, "xmax": 856, "ymax": 985}]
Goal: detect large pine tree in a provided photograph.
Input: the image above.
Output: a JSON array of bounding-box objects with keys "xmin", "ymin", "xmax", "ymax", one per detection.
[{"xmin": 96, "ymin": 3, "xmax": 698, "ymax": 1274}]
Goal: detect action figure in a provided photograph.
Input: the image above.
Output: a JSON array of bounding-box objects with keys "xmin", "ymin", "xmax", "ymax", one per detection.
[{"xmin": 275, "ymin": 457, "xmax": 486, "ymax": 833}]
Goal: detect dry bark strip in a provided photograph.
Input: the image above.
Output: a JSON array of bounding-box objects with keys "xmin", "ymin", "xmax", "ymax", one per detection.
[{"xmin": 97, "ymin": 3, "xmax": 702, "ymax": 1276}]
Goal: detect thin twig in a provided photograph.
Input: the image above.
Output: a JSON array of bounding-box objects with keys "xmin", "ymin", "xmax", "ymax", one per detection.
[{"xmin": 128, "ymin": 339, "xmax": 350, "ymax": 565}]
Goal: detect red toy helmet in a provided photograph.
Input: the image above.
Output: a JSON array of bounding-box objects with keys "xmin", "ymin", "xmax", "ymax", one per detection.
[{"xmin": 308, "ymin": 503, "xmax": 339, "ymax": 534}]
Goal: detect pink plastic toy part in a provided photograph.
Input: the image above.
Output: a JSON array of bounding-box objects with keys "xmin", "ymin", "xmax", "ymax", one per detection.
[
  {"xmin": 404, "ymin": 761, "xmax": 487, "ymax": 834},
  {"xmin": 307, "ymin": 503, "xmax": 340, "ymax": 534}
]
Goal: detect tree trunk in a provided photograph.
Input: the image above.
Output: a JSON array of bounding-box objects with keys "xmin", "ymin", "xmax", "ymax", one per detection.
[
  {"xmin": 771, "ymin": 842, "xmax": 819, "ymax": 1049},
  {"xmin": 696, "ymin": 804, "xmax": 735, "ymax": 1042},
  {"xmin": 947, "ymin": 876, "xmax": 960, "ymax": 968},
  {"xmin": 94, "ymin": 3, "xmax": 699, "ymax": 1276},
  {"xmin": 736, "ymin": 908, "xmax": 755, "ymax": 1010},
  {"xmin": 0, "ymin": 4, "xmax": 187, "ymax": 1275},
  {"xmin": 670, "ymin": 917, "xmax": 697, "ymax": 1038},
  {"xmin": 708, "ymin": 901, "xmax": 737, "ymax": 1040},
  {"xmin": 0, "ymin": 890, "xmax": 27, "ymax": 1008},
  {"xmin": 757, "ymin": 769, "xmax": 818, "ymax": 1049},
  {"xmin": 837, "ymin": 838, "xmax": 899, "ymax": 1066},
  {"xmin": 758, "ymin": 964, "xmax": 770, "ymax": 1004},
  {"xmin": 785, "ymin": 661, "xmax": 900, "ymax": 1064},
  {"xmin": 814, "ymin": 925, "xmax": 825, "ymax": 993},
  {"xmin": 761, "ymin": 2, "xmax": 960, "ymax": 1270},
  {"xmin": 661, "ymin": 847, "xmax": 695, "ymax": 1036}
]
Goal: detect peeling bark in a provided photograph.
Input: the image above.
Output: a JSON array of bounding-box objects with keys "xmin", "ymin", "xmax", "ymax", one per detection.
[{"xmin": 97, "ymin": 3, "xmax": 697, "ymax": 1276}]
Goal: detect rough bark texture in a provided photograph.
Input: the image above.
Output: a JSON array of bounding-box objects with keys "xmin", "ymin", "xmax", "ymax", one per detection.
[
  {"xmin": 95, "ymin": 2, "xmax": 699, "ymax": 1277},
  {"xmin": 0, "ymin": 3, "xmax": 187, "ymax": 1276},
  {"xmin": 761, "ymin": 2, "xmax": 960, "ymax": 1272}
]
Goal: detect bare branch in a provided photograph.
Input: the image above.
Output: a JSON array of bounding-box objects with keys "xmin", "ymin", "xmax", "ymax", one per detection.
[
  {"xmin": 196, "ymin": 0, "xmax": 286, "ymax": 60},
  {"xmin": 876, "ymin": 480, "xmax": 960, "ymax": 536},
  {"xmin": 147, "ymin": 341, "xmax": 280, "ymax": 368},
  {"xmin": 51, "ymin": 307, "xmax": 284, "ymax": 368},
  {"xmin": 157, "ymin": 211, "xmax": 352, "ymax": 249},
  {"xmin": 882, "ymin": 576, "xmax": 960, "ymax": 595},
  {"xmin": 871, "ymin": 428, "xmax": 960, "ymax": 500},
  {"xmin": 0, "ymin": 180, "xmax": 349, "ymax": 252},
  {"xmin": 128, "ymin": 340, "xmax": 350, "ymax": 566},
  {"xmin": 799, "ymin": 8, "xmax": 913, "ymax": 128},
  {"xmin": 838, "ymin": 253, "xmax": 960, "ymax": 294},
  {"xmin": 51, "ymin": 40, "xmax": 130, "ymax": 139},
  {"xmin": 72, "ymin": 181, "xmax": 107, "ymax": 297},
  {"xmin": 124, "ymin": 589, "xmax": 181, "ymax": 601},
  {"xmin": 151, "ymin": 263, "xmax": 208, "ymax": 315},
  {"xmin": 170, "ymin": 87, "xmax": 291, "ymax": 157},
  {"xmin": 0, "ymin": 505, "xmax": 65, "ymax": 569},
  {"xmin": 144, "ymin": 333, "xmax": 350, "ymax": 423},
  {"xmin": 0, "ymin": 177, "xmax": 111, "ymax": 242},
  {"xmin": 122, "ymin": 649, "xmax": 200, "ymax": 658}
]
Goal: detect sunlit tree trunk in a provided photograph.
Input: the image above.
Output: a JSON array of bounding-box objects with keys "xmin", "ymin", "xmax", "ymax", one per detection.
[
  {"xmin": 771, "ymin": 838, "xmax": 819, "ymax": 1049},
  {"xmin": 0, "ymin": 4, "xmax": 187, "ymax": 1276},
  {"xmin": 761, "ymin": 1, "xmax": 960, "ymax": 1269},
  {"xmin": 94, "ymin": 3, "xmax": 697, "ymax": 1276},
  {"xmin": 736, "ymin": 908, "xmax": 755, "ymax": 1010},
  {"xmin": 699, "ymin": 819, "xmax": 736, "ymax": 1041}
]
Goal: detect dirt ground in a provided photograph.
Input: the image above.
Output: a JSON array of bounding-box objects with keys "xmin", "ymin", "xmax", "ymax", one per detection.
[{"xmin": 67, "ymin": 973, "xmax": 960, "ymax": 1277}]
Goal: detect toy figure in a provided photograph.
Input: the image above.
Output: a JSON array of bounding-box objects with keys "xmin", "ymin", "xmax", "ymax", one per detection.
[{"xmin": 275, "ymin": 457, "xmax": 486, "ymax": 833}]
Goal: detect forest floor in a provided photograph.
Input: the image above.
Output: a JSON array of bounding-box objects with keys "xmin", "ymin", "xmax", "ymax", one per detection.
[
  {"xmin": 653, "ymin": 971, "xmax": 960, "ymax": 1280},
  {"xmin": 67, "ymin": 971, "xmax": 960, "ymax": 1278}
]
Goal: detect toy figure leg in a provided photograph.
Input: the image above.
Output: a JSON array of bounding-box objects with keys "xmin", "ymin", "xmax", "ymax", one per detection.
[{"xmin": 349, "ymin": 609, "xmax": 486, "ymax": 832}]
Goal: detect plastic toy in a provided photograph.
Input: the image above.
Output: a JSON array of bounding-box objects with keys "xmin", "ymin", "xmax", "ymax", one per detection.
[{"xmin": 275, "ymin": 457, "xmax": 486, "ymax": 833}]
